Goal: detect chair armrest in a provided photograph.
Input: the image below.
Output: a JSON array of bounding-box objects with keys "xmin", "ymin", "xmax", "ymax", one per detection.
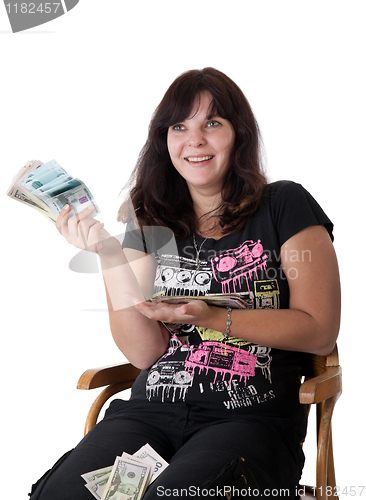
[
  {"xmin": 77, "ymin": 362, "xmax": 141, "ymax": 390},
  {"xmin": 299, "ymin": 366, "xmax": 342, "ymax": 405}
]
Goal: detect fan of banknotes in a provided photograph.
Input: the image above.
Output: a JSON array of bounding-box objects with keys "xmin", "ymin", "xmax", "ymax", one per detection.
[
  {"xmin": 82, "ymin": 443, "xmax": 169, "ymax": 500},
  {"xmin": 6, "ymin": 159, "xmax": 99, "ymax": 224}
]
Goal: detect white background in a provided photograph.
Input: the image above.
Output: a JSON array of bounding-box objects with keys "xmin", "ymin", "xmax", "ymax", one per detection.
[{"xmin": 1, "ymin": 1, "xmax": 365, "ymax": 497}]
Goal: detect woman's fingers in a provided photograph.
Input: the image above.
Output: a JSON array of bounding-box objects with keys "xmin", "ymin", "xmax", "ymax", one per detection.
[
  {"xmin": 124, "ymin": 295, "xmax": 204, "ymax": 324},
  {"xmin": 76, "ymin": 217, "xmax": 99, "ymax": 244},
  {"xmin": 56, "ymin": 204, "xmax": 71, "ymax": 235},
  {"xmin": 66, "ymin": 205, "xmax": 94, "ymax": 242},
  {"xmin": 56, "ymin": 204, "xmax": 105, "ymax": 250},
  {"xmin": 56, "ymin": 204, "xmax": 119, "ymax": 256}
]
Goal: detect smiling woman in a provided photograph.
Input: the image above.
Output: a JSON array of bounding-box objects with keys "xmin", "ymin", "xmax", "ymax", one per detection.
[
  {"xmin": 167, "ymin": 92, "xmax": 236, "ymax": 204},
  {"xmin": 118, "ymin": 67, "xmax": 266, "ymax": 239},
  {"xmin": 31, "ymin": 68, "xmax": 341, "ymax": 500}
]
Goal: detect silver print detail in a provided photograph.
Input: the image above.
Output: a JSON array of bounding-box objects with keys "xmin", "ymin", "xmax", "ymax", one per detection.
[
  {"xmin": 146, "ymin": 360, "xmax": 194, "ymax": 402},
  {"xmin": 154, "ymin": 254, "xmax": 213, "ymax": 296}
]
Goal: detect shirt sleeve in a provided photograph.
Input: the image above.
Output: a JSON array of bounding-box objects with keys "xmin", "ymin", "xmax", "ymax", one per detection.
[
  {"xmin": 121, "ymin": 219, "xmax": 148, "ymax": 253},
  {"xmin": 121, "ymin": 219, "xmax": 178, "ymax": 256},
  {"xmin": 270, "ymin": 181, "xmax": 334, "ymax": 246}
]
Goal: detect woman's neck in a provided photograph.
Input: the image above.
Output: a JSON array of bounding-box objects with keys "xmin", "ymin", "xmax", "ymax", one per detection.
[
  {"xmin": 187, "ymin": 185, "xmax": 226, "ymax": 238},
  {"xmin": 190, "ymin": 185, "xmax": 221, "ymax": 213},
  {"xmin": 192, "ymin": 195, "xmax": 225, "ymax": 239}
]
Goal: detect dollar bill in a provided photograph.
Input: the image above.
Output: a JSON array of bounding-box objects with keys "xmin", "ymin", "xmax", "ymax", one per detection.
[
  {"xmin": 6, "ymin": 159, "xmax": 57, "ymax": 222},
  {"xmin": 82, "ymin": 444, "xmax": 169, "ymax": 499},
  {"xmin": 7, "ymin": 186, "xmax": 57, "ymax": 222},
  {"xmin": 84, "ymin": 473, "xmax": 112, "ymax": 500},
  {"xmin": 81, "ymin": 465, "xmax": 113, "ymax": 484},
  {"xmin": 6, "ymin": 159, "xmax": 99, "ymax": 223},
  {"xmin": 101, "ymin": 456, "xmax": 151, "ymax": 500},
  {"xmin": 133, "ymin": 444, "xmax": 169, "ymax": 483}
]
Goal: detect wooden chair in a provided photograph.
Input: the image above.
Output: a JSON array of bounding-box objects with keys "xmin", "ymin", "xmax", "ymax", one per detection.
[
  {"xmin": 298, "ymin": 345, "xmax": 342, "ymax": 499},
  {"xmin": 77, "ymin": 345, "xmax": 342, "ymax": 500}
]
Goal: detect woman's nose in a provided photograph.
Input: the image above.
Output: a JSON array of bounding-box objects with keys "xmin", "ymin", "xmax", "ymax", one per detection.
[{"xmin": 188, "ymin": 129, "xmax": 206, "ymax": 147}]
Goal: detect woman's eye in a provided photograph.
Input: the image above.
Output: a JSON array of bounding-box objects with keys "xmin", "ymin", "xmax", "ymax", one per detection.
[
  {"xmin": 207, "ymin": 120, "xmax": 220, "ymax": 128},
  {"xmin": 172, "ymin": 124, "xmax": 186, "ymax": 131}
]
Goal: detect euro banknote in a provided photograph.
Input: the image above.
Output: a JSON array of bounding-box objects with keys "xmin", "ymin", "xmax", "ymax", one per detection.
[{"xmin": 6, "ymin": 159, "xmax": 99, "ymax": 223}]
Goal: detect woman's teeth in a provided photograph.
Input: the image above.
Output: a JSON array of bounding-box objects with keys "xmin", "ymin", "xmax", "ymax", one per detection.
[{"xmin": 185, "ymin": 155, "xmax": 214, "ymax": 162}]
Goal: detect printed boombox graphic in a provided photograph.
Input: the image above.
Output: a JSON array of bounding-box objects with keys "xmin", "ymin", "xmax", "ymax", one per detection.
[
  {"xmin": 210, "ymin": 240, "xmax": 268, "ymax": 293},
  {"xmin": 146, "ymin": 360, "xmax": 194, "ymax": 401},
  {"xmin": 185, "ymin": 342, "xmax": 257, "ymax": 385},
  {"xmin": 154, "ymin": 239, "xmax": 269, "ymax": 296},
  {"xmin": 154, "ymin": 255, "xmax": 213, "ymax": 295},
  {"xmin": 147, "ymin": 360, "xmax": 193, "ymax": 387}
]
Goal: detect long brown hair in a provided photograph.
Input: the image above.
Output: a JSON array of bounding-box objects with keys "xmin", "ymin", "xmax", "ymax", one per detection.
[{"xmin": 118, "ymin": 67, "xmax": 267, "ymax": 239}]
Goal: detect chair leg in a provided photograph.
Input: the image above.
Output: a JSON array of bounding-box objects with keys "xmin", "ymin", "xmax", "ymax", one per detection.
[
  {"xmin": 326, "ymin": 428, "xmax": 337, "ymax": 495},
  {"xmin": 316, "ymin": 396, "xmax": 338, "ymax": 500}
]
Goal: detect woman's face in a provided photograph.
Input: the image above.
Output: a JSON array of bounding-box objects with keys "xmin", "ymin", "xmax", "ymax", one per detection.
[{"xmin": 167, "ymin": 92, "xmax": 235, "ymax": 196}]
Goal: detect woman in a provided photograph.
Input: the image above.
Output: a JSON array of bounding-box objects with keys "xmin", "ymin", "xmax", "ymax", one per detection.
[{"xmin": 30, "ymin": 68, "xmax": 341, "ymax": 499}]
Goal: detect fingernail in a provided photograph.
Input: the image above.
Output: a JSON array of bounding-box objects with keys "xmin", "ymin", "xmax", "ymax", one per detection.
[
  {"xmin": 63, "ymin": 204, "xmax": 70, "ymax": 210},
  {"xmin": 88, "ymin": 205, "xmax": 95, "ymax": 211}
]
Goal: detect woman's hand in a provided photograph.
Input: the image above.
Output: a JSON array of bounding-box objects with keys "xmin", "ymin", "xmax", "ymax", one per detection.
[
  {"xmin": 56, "ymin": 204, "xmax": 121, "ymax": 257},
  {"xmin": 125, "ymin": 294, "xmax": 213, "ymax": 327}
]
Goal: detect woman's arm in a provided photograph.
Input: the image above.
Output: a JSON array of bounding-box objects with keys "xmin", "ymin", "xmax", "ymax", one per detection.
[
  {"xmin": 56, "ymin": 205, "xmax": 170, "ymax": 369},
  {"xmin": 131, "ymin": 225, "xmax": 341, "ymax": 356},
  {"xmin": 101, "ymin": 247, "xmax": 170, "ymax": 369}
]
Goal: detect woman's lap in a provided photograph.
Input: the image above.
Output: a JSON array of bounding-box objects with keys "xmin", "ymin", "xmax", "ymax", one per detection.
[
  {"xmin": 144, "ymin": 417, "xmax": 304, "ymax": 499},
  {"xmin": 30, "ymin": 400, "xmax": 304, "ymax": 499}
]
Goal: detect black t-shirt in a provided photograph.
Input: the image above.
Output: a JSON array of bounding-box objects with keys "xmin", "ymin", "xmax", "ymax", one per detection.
[{"xmin": 121, "ymin": 181, "xmax": 333, "ymax": 438}]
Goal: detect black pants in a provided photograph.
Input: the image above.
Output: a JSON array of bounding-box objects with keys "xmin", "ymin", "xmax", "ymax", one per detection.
[{"xmin": 29, "ymin": 399, "xmax": 305, "ymax": 499}]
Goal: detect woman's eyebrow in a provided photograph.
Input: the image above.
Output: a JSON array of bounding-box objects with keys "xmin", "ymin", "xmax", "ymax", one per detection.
[{"xmin": 206, "ymin": 103, "xmax": 218, "ymax": 120}]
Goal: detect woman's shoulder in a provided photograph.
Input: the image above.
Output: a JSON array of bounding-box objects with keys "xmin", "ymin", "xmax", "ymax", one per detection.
[
  {"xmin": 260, "ymin": 179, "xmax": 334, "ymax": 244},
  {"xmin": 263, "ymin": 179, "xmax": 302, "ymax": 197},
  {"xmin": 262, "ymin": 179, "xmax": 320, "ymax": 208}
]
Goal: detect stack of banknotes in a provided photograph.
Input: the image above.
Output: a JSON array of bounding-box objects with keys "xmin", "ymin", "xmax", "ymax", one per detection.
[
  {"xmin": 6, "ymin": 159, "xmax": 99, "ymax": 223},
  {"xmin": 151, "ymin": 293, "xmax": 254, "ymax": 309},
  {"xmin": 82, "ymin": 443, "xmax": 169, "ymax": 500}
]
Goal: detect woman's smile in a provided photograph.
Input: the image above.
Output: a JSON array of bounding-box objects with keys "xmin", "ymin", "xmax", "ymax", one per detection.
[{"xmin": 184, "ymin": 155, "xmax": 215, "ymax": 163}]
